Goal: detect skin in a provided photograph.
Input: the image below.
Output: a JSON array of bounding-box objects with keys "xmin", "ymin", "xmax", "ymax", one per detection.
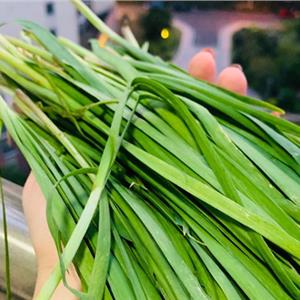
[{"xmin": 22, "ymin": 48, "xmax": 248, "ymax": 299}]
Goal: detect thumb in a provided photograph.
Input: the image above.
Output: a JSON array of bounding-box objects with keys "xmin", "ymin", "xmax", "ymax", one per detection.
[{"xmin": 22, "ymin": 173, "xmax": 80, "ymax": 299}]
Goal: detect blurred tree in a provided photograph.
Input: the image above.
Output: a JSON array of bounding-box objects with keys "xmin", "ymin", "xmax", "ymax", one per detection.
[
  {"xmin": 141, "ymin": 7, "xmax": 171, "ymax": 40},
  {"xmin": 139, "ymin": 6, "xmax": 179, "ymax": 61},
  {"xmin": 232, "ymin": 18, "xmax": 300, "ymax": 113}
]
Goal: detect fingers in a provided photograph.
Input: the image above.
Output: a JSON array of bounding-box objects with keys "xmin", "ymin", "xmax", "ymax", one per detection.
[
  {"xmin": 217, "ymin": 64, "xmax": 248, "ymax": 95},
  {"xmin": 188, "ymin": 48, "xmax": 216, "ymax": 82},
  {"xmin": 34, "ymin": 264, "xmax": 80, "ymax": 300},
  {"xmin": 22, "ymin": 173, "xmax": 56, "ymax": 261},
  {"xmin": 188, "ymin": 48, "xmax": 248, "ymax": 95},
  {"xmin": 22, "ymin": 172, "xmax": 81, "ymax": 299}
]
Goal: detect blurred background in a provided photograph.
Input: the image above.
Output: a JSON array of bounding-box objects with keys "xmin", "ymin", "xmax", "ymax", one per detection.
[{"xmin": 0, "ymin": 0, "xmax": 300, "ymax": 186}]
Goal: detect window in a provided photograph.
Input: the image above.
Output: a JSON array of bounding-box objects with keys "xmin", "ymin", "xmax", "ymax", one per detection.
[
  {"xmin": 50, "ymin": 28, "xmax": 57, "ymax": 36},
  {"xmin": 46, "ymin": 2, "xmax": 54, "ymax": 15}
]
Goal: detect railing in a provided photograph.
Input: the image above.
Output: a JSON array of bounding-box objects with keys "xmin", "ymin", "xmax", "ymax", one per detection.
[{"xmin": 0, "ymin": 179, "xmax": 36, "ymax": 299}]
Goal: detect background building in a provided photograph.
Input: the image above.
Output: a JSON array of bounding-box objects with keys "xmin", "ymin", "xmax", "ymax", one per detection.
[
  {"xmin": 0, "ymin": 0, "xmax": 114, "ymax": 185},
  {"xmin": 0, "ymin": 1, "xmax": 79, "ymax": 42}
]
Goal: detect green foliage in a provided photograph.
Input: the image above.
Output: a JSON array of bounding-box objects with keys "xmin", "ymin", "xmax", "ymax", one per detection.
[
  {"xmin": 141, "ymin": 7, "xmax": 171, "ymax": 40},
  {"xmin": 148, "ymin": 27, "xmax": 181, "ymax": 61},
  {"xmin": 139, "ymin": 7, "xmax": 180, "ymax": 61},
  {"xmin": 232, "ymin": 19, "xmax": 300, "ymax": 113},
  {"xmin": 1, "ymin": 1, "xmax": 300, "ymax": 299}
]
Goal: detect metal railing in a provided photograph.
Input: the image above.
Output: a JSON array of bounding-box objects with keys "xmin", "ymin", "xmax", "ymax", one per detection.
[{"xmin": 0, "ymin": 179, "xmax": 36, "ymax": 299}]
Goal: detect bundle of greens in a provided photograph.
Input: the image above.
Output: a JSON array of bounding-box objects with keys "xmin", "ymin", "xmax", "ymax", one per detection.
[{"xmin": 0, "ymin": 0, "xmax": 300, "ymax": 299}]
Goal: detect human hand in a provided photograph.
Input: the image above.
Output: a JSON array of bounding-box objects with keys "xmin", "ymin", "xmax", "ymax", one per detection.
[
  {"xmin": 188, "ymin": 48, "xmax": 247, "ymax": 95},
  {"xmin": 22, "ymin": 48, "xmax": 248, "ymax": 299},
  {"xmin": 22, "ymin": 174, "xmax": 80, "ymax": 299}
]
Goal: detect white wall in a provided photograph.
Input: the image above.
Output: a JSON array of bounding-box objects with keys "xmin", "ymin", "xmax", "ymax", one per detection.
[
  {"xmin": 90, "ymin": 0, "xmax": 115, "ymax": 15},
  {"xmin": 0, "ymin": 0, "xmax": 79, "ymax": 42},
  {"xmin": 54, "ymin": 2, "xmax": 79, "ymax": 42}
]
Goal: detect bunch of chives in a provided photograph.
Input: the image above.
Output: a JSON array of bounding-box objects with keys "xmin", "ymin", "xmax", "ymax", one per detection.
[{"xmin": 0, "ymin": 0, "xmax": 300, "ymax": 299}]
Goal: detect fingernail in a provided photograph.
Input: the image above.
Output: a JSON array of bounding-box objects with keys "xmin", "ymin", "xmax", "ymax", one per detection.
[
  {"xmin": 202, "ymin": 47, "xmax": 215, "ymax": 58},
  {"xmin": 271, "ymin": 111, "xmax": 283, "ymax": 118},
  {"xmin": 230, "ymin": 64, "xmax": 243, "ymax": 71}
]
